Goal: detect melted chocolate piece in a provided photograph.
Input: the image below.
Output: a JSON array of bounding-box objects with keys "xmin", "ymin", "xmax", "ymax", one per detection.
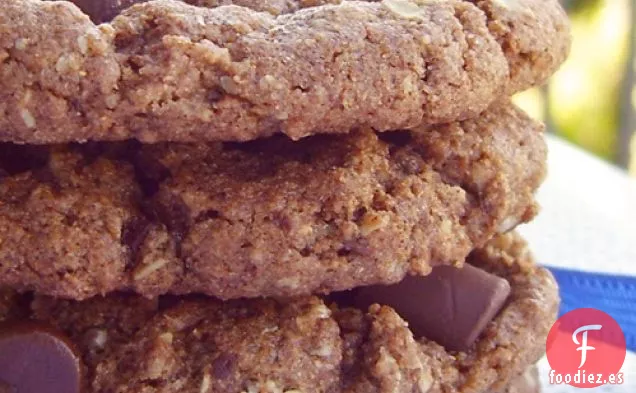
[
  {"xmin": 0, "ymin": 322, "xmax": 82, "ymax": 393},
  {"xmin": 353, "ymin": 264, "xmax": 511, "ymax": 352},
  {"xmin": 67, "ymin": 0, "xmax": 147, "ymax": 23}
]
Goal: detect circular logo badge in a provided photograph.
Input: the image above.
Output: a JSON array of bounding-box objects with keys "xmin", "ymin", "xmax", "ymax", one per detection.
[{"xmin": 546, "ymin": 308, "xmax": 626, "ymax": 388}]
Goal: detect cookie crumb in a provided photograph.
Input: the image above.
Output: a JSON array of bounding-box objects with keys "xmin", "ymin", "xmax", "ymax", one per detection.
[
  {"xmin": 220, "ymin": 76, "xmax": 240, "ymax": 95},
  {"xmin": 134, "ymin": 259, "xmax": 170, "ymax": 281},
  {"xmin": 418, "ymin": 366, "xmax": 433, "ymax": 392},
  {"xmin": 55, "ymin": 55, "xmax": 81, "ymax": 73},
  {"xmin": 84, "ymin": 328, "xmax": 108, "ymax": 351},
  {"xmin": 105, "ymin": 94, "xmax": 120, "ymax": 109},
  {"xmin": 77, "ymin": 35, "xmax": 89, "ymax": 55},
  {"xmin": 19, "ymin": 109, "xmax": 36, "ymax": 129},
  {"xmin": 382, "ymin": 0, "xmax": 434, "ymax": 19},
  {"xmin": 493, "ymin": 0, "xmax": 510, "ymax": 9},
  {"xmin": 498, "ymin": 216, "xmax": 521, "ymax": 233},
  {"xmin": 200, "ymin": 372, "xmax": 211, "ymax": 393},
  {"xmin": 14, "ymin": 38, "xmax": 28, "ymax": 50},
  {"xmin": 359, "ymin": 212, "xmax": 388, "ymax": 235},
  {"xmin": 158, "ymin": 332, "xmax": 173, "ymax": 345}
]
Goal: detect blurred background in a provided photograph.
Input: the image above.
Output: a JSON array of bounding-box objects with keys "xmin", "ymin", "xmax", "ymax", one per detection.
[{"xmin": 513, "ymin": 0, "xmax": 636, "ymax": 176}]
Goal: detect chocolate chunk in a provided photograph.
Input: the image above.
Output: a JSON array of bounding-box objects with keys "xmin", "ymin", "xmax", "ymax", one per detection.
[
  {"xmin": 0, "ymin": 322, "xmax": 82, "ymax": 393},
  {"xmin": 353, "ymin": 264, "xmax": 511, "ymax": 352},
  {"xmin": 67, "ymin": 0, "xmax": 147, "ymax": 23}
]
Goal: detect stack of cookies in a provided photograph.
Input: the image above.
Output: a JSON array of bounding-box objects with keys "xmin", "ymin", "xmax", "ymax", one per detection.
[{"xmin": 0, "ymin": 0, "xmax": 570, "ymax": 392}]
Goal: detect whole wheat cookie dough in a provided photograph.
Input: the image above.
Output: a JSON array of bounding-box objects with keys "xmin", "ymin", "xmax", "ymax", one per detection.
[
  {"xmin": 0, "ymin": 232, "xmax": 558, "ymax": 393},
  {"xmin": 0, "ymin": 0, "xmax": 569, "ymax": 143},
  {"xmin": 0, "ymin": 104, "xmax": 546, "ymax": 300}
]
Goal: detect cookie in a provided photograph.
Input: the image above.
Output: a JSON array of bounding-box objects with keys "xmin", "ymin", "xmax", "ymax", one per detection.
[
  {"xmin": 0, "ymin": 0, "xmax": 569, "ymax": 143},
  {"xmin": 0, "ymin": 104, "xmax": 546, "ymax": 300},
  {"xmin": 0, "ymin": 232, "xmax": 559, "ymax": 393}
]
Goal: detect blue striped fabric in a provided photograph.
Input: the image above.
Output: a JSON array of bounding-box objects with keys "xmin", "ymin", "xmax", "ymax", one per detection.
[{"xmin": 546, "ymin": 266, "xmax": 636, "ymax": 352}]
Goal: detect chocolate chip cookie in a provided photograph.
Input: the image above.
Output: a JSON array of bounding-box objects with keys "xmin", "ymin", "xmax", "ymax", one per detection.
[
  {"xmin": 0, "ymin": 103, "xmax": 546, "ymax": 300},
  {"xmin": 0, "ymin": 232, "xmax": 558, "ymax": 393},
  {"xmin": 0, "ymin": 0, "xmax": 570, "ymax": 143}
]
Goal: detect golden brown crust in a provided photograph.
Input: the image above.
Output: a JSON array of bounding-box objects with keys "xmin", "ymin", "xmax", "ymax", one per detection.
[
  {"xmin": 0, "ymin": 104, "xmax": 545, "ymax": 300},
  {"xmin": 0, "ymin": 0, "xmax": 569, "ymax": 143}
]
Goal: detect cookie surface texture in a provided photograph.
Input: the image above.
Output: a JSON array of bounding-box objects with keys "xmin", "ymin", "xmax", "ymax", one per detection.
[
  {"xmin": 0, "ymin": 0, "xmax": 569, "ymax": 143},
  {"xmin": 0, "ymin": 104, "xmax": 546, "ymax": 300}
]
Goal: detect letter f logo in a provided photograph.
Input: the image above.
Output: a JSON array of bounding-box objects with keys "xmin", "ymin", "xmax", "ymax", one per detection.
[{"xmin": 572, "ymin": 324, "xmax": 602, "ymax": 368}]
